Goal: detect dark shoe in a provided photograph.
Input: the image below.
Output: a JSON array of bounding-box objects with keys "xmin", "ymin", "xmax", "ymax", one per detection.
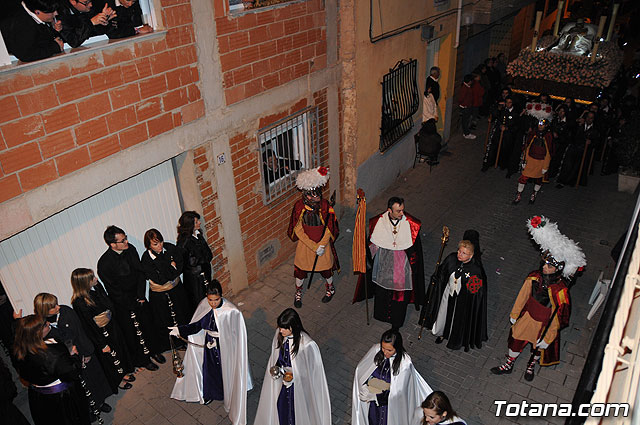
[
  {"xmin": 144, "ymin": 361, "xmax": 159, "ymax": 371},
  {"xmin": 434, "ymin": 336, "xmax": 444, "ymax": 344},
  {"xmin": 322, "ymin": 284, "xmax": 335, "ymax": 303},
  {"xmin": 152, "ymin": 353, "xmax": 166, "ymax": 364},
  {"xmin": 555, "ymin": 183, "xmax": 564, "ymax": 189},
  {"xmin": 490, "ymin": 365, "xmax": 513, "ymax": 375},
  {"xmin": 512, "ymin": 191, "xmax": 522, "ymax": 205},
  {"xmin": 524, "ymin": 361, "xmax": 536, "ymax": 381},
  {"xmin": 203, "ymin": 399, "xmax": 212, "ymax": 405},
  {"xmin": 123, "ymin": 374, "xmax": 136, "ymax": 382},
  {"xmin": 100, "ymin": 403, "xmax": 112, "ymax": 413},
  {"xmin": 294, "ymin": 288, "xmax": 302, "ymax": 308},
  {"xmin": 529, "ymin": 191, "xmax": 538, "ymax": 204},
  {"xmin": 118, "ymin": 382, "xmax": 133, "ymax": 390},
  {"xmin": 505, "ymin": 172, "xmax": 513, "ymax": 179}
]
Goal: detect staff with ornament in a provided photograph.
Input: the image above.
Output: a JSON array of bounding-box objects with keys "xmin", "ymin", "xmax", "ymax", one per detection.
[{"xmin": 286, "ymin": 166, "xmax": 340, "ymax": 308}]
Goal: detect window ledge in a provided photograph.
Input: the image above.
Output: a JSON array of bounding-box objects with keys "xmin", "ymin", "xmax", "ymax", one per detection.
[
  {"xmin": 230, "ymin": 0, "xmax": 308, "ymax": 17},
  {"xmin": 0, "ymin": 30, "xmax": 167, "ymax": 77}
]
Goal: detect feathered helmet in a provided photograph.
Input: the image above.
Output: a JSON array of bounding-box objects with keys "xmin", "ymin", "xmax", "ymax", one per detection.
[
  {"xmin": 527, "ymin": 216, "xmax": 586, "ymax": 277},
  {"xmin": 525, "ymin": 102, "xmax": 554, "ymax": 124},
  {"xmin": 295, "ymin": 166, "xmax": 329, "ymax": 197}
]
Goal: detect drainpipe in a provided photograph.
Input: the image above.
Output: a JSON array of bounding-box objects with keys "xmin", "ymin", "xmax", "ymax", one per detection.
[{"xmin": 454, "ymin": 0, "xmax": 463, "ymax": 48}]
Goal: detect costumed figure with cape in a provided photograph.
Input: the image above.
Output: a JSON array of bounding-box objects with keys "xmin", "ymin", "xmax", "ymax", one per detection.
[
  {"xmin": 254, "ymin": 308, "xmax": 331, "ymax": 425},
  {"xmin": 491, "ymin": 216, "xmax": 585, "ymax": 381},
  {"xmin": 426, "ymin": 230, "xmax": 488, "ymax": 351},
  {"xmin": 170, "ymin": 279, "xmax": 252, "ymax": 425},
  {"xmin": 287, "ymin": 166, "xmax": 340, "ymax": 308},
  {"xmin": 352, "ymin": 197, "xmax": 425, "ymax": 329},
  {"xmin": 352, "ymin": 329, "xmax": 432, "ymax": 425}
]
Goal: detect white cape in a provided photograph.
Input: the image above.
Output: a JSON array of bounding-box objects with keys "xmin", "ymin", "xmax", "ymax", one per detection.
[
  {"xmin": 254, "ymin": 330, "xmax": 331, "ymax": 425},
  {"xmin": 351, "ymin": 344, "xmax": 432, "ymax": 425},
  {"xmin": 171, "ymin": 298, "xmax": 253, "ymax": 425}
]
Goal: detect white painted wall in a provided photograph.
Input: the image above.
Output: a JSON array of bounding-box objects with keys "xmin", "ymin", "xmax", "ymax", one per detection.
[{"xmin": 0, "ymin": 160, "xmax": 181, "ymax": 314}]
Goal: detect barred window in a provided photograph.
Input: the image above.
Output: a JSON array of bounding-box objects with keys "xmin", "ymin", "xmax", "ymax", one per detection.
[
  {"xmin": 258, "ymin": 106, "xmax": 320, "ymax": 204},
  {"xmin": 380, "ymin": 59, "xmax": 419, "ymax": 152}
]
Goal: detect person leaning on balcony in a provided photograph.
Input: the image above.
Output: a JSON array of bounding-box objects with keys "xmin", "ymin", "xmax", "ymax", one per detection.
[
  {"xmin": 0, "ymin": 0, "xmax": 64, "ymax": 62},
  {"xmin": 92, "ymin": 0, "xmax": 152, "ymax": 39},
  {"xmin": 57, "ymin": 0, "xmax": 116, "ymax": 48}
]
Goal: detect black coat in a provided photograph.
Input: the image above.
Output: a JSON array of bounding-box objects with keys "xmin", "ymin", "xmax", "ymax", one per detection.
[
  {"xmin": 97, "ymin": 245, "xmax": 147, "ymax": 310},
  {"xmin": 57, "ymin": 4, "xmax": 98, "ymax": 48},
  {"xmin": 424, "ymin": 76, "xmax": 440, "ymax": 103},
  {"xmin": 72, "ymin": 285, "xmax": 133, "ymax": 392},
  {"xmin": 0, "ymin": 7, "xmax": 62, "ymax": 62},
  {"xmin": 178, "ymin": 232, "xmax": 213, "ymax": 310},
  {"xmin": 423, "ymin": 252, "xmax": 488, "ymax": 350},
  {"xmin": 92, "ymin": 0, "xmax": 141, "ymax": 39},
  {"xmin": 16, "ymin": 343, "xmax": 91, "ymax": 425}
]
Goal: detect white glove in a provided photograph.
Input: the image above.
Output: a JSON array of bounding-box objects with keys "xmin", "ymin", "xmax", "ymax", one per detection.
[
  {"xmin": 536, "ymin": 339, "xmax": 549, "ymax": 350},
  {"xmin": 359, "ymin": 384, "xmax": 377, "ymax": 402},
  {"xmin": 510, "ymin": 317, "xmax": 516, "ymax": 325},
  {"xmin": 542, "ymin": 169, "xmax": 548, "ymax": 174},
  {"xmin": 168, "ymin": 326, "xmax": 179, "ymax": 337},
  {"xmin": 316, "ymin": 245, "xmax": 326, "ymax": 256}
]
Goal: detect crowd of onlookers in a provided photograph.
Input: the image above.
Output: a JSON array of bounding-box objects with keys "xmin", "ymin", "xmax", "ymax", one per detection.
[{"xmin": 0, "ymin": 0, "xmax": 152, "ymax": 63}]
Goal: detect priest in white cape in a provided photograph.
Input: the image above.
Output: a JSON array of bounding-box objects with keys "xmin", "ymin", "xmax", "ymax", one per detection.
[
  {"xmin": 352, "ymin": 329, "xmax": 432, "ymax": 425},
  {"xmin": 169, "ymin": 282, "xmax": 252, "ymax": 425},
  {"xmin": 254, "ymin": 308, "xmax": 331, "ymax": 425}
]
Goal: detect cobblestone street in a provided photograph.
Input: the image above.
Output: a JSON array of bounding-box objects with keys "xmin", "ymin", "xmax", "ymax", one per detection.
[{"xmin": 12, "ymin": 122, "xmax": 636, "ymax": 425}]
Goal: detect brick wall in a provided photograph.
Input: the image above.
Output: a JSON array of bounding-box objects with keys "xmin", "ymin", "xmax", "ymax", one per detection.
[
  {"xmin": 214, "ymin": 0, "xmax": 327, "ymax": 105},
  {"xmin": 193, "ymin": 145, "xmax": 231, "ymax": 291},
  {"xmin": 229, "ymin": 88, "xmax": 329, "ymax": 284},
  {"xmin": 0, "ymin": 0, "xmax": 204, "ymax": 204}
]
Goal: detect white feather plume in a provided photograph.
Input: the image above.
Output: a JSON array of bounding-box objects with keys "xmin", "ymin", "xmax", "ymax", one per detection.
[
  {"xmin": 527, "ymin": 215, "xmax": 587, "ymax": 277},
  {"xmin": 295, "ymin": 167, "xmax": 330, "ymax": 190}
]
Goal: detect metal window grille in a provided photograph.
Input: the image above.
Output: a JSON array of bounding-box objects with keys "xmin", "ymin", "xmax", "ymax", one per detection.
[
  {"xmin": 258, "ymin": 106, "xmax": 319, "ymax": 204},
  {"xmin": 380, "ymin": 59, "xmax": 420, "ymax": 152}
]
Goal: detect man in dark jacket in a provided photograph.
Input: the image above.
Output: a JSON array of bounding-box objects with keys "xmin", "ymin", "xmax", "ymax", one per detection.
[
  {"xmin": 458, "ymin": 74, "xmax": 476, "ymax": 139},
  {"xmin": 58, "ymin": 0, "xmax": 116, "ymax": 48},
  {"xmin": 424, "ymin": 66, "xmax": 441, "ymax": 103},
  {"xmin": 0, "ymin": 0, "xmax": 64, "ymax": 62}
]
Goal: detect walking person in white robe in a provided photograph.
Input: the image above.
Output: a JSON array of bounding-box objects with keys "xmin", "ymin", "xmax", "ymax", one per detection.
[
  {"xmin": 254, "ymin": 308, "xmax": 331, "ymax": 425},
  {"xmin": 169, "ymin": 280, "xmax": 252, "ymax": 425},
  {"xmin": 352, "ymin": 329, "xmax": 432, "ymax": 425}
]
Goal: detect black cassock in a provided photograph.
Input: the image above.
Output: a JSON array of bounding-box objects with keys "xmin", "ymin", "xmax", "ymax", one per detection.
[
  {"xmin": 177, "ymin": 231, "xmax": 213, "ymax": 312},
  {"xmin": 48, "ymin": 305, "xmax": 113, "ymax": 408},
  {"xmin": 98, "ymin": 244, "xmax": 160, "ymax": 366},
  {"xmin": 424, "ymin": 253, "xmax": 488, "ymax": 351},
  {"xmin": 16, "ymin": 343, "xmax": 91, "ymax": 425},
  {"xmin": 141, "ymin": 242, "xmax": 190, "ymax": 352},
  {"xmin": 72, "ymin": 284, "xmax": 133, "ymax": 393}
]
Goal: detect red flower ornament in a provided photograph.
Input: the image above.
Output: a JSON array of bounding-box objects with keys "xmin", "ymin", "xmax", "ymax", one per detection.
[
  {"xmin": 531, "ymin": 216, "xmax": 542, "ymax": 228},
  {"xmin": 535, "ymin": 104, "xmax": 542, "ymax": 111},
  {"xmin": 318, "ymin": 167, "xmax": 328, "ymax": 176}
]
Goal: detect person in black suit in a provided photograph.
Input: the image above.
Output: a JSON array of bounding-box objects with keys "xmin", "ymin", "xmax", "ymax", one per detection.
[
  {"xmin": 57, "ymin": 0, "xmax": 116, "ymax": 47},
  {"xmin": 0, "ymin": 0, "xmax": 64, "ymax": 62},
  {"xmin": 424, "ymin": 66, "xmax": 441, "ymax": 104}
]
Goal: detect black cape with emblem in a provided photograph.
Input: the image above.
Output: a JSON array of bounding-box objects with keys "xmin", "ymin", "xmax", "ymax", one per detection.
[{"xmin": 428, "ymin": 252, "xmax": 488, "ymax": 350}]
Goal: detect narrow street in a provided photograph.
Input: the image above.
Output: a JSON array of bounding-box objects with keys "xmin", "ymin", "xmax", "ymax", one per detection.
[{"xmin": 12, "ymin": 121, "xmax": 636, "ymax": 425}]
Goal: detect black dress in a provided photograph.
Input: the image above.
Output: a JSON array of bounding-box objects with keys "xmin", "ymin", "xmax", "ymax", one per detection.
[
  {"xmin": 98, "ymin": 244, "xmax": 160, "ymax": 366},
  {"xmin": 0, "ymin": 356, "xmax": 29, "ymax": 425},
  {"xmin": 72, "ymin": 285, "xmax": 133, "ymax": 393},
  {"xmin": 177, "ymin": 231, "xmax": 213, "ymax": 312},
  {"xmin": 49, "ymin": 305, "xmax": 113, "ymax": 408},
  {"xmin": 16, "ymin": 343, "xmax": 91, "ymax": 425},
  {"xmin": 141, "ymin": 242, "xmax": 190, "ymax": 352}
]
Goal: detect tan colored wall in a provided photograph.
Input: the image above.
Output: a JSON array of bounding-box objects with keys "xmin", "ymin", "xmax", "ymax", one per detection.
[{"xmin": 353, "ymin": 0, "xmax": 457, "ymax": 167}]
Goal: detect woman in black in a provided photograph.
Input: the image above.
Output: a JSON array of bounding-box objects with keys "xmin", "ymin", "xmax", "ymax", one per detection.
[
  {"xmin": 177, "ymin": 211, "xmax": 214, "ymax": 312},
  {"xmin": 34, "ymin": 293, "xmax": 113, "ymax": 415},
  {"xmin": 141, "ymin": 228, "xmax": 190, "ymax": 352},
  {"xmin": 14, "ymin": 315, "xmax": 90, "ymax": 425},
  {"xmin": 71, "ymin": 268, "xmax": 135, "ymax": 393}
]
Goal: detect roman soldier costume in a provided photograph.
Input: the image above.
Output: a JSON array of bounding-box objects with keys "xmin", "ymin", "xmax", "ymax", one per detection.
[
  {"xmin": 286, "ymin": 167, "xmax": 340, "ymax": 308},
  {"xmin": 491, "ymin": 216, "xmax": 586, "ymax": 381},
  {"xmin": 513, "ymin": 103, "xmax": 554, "ymax": 204}
]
